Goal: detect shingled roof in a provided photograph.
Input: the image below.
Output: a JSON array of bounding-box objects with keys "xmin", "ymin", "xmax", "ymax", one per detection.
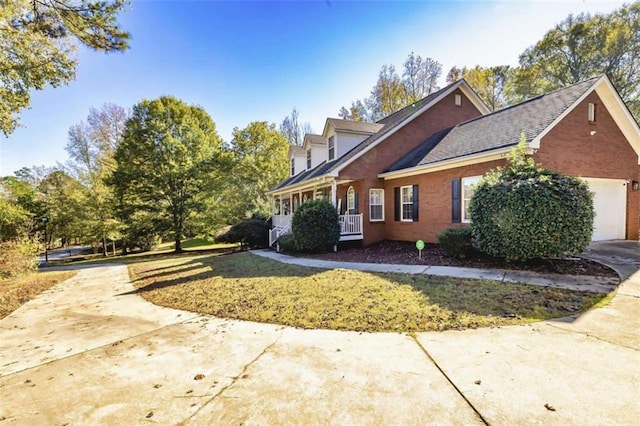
[
  {"xmin": 326, "ymin": 118, "xmax": 384, "ymax": 134},
  {"xmin": 304, "ymin": 134, "xmax": 326, "ymax": 146},
  {"xmin": 386, "ymin": 76, "xmax": 601, "ymax": 172}
]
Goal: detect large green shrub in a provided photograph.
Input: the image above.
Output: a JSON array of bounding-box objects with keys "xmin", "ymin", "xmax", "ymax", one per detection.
[
  {"xmin": 437, "ymin": 227, "xmax": 473, "ymax": 259},
  {"xmin": 470, "ymin": 138, "xmax": 594, "ymax": 261},
  {"xmin": 276, "ymin": 233, "xmax": 296, "ymax": 253},
  {"xmin": 291, "ymin": 199, "xmax": 340, "ymax": 253},
  {"xmin": 218, "ymin": 218, "xmax": 271, "ymax": 249}
]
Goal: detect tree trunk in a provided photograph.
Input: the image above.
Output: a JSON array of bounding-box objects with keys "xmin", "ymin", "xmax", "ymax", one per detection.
[
  {"xmin": 102, "ymin": 235, "xmax": 108, "ymax": 257},
  {"xmin": 112, "ymin": 240, "xmax": 116, "ymax": 256},
  {"xmin": 175, "ymin": 236, "xmax": 182, "ymax": 253}
]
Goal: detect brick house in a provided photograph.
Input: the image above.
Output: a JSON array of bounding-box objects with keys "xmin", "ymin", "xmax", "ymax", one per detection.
[{"xmin": 267, "ymin": 75, "xmax": 640, "ymax": 247}]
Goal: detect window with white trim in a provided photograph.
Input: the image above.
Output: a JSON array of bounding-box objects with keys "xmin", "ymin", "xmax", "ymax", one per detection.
[
  {"xmin": 328, "ymin": 136, "xmax": 335, "ymax": 161},
  {"xmin": 347, "ymin": 186, "xmax": 356, "ymax": 214},
  {"xmin": 588, "ymin": 103, "xmax": 596, "ymax": 122},
  {"xmin": 290, "ymin": 158, "xmax": 295, "ymax": 176},
  {"xmin": 306, "ymin": 149, "xmax": 311, "ymax": 169},
  {"xmin": 462, "ymin": 176, "xmax": 482, "ymax": 222},
  {"xmin": 369, "ymin": 188, "xmax": 384, "ymax": 221},
  {"xmin": 401, "ymin": 186, "xmax": 413, "ymax": 221},
  {"xmin": 455, "ymin": 93, "xmax": 462, "ymax": 106}
]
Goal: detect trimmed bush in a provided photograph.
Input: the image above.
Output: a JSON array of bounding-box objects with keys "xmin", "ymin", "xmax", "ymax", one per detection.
[
  {"xmin": 470, "ymin": 138, "xmax": 594, "ymax": 262},
  {"xmin": 291, "ymin": 199, "xmax": 340, "ymax": 253},
  {"xmin": 218, "ymin": 218, "xmax": 270, "ymax": 249},
  {"xmin": 276, "ymin": 233, "xmax": 296, "ymax": 253},
  {"xmin": 0, "ymin": 238, "xmax": 42, "ymax": 279},
  {"xmin": 437, "ymin": 227, "xmax": 473, "ymax": 259}
]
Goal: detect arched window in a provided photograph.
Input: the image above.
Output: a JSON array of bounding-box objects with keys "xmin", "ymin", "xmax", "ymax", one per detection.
[{"xmin": 347, "ymin": 186, "xmax": 356, "ymax": 214}]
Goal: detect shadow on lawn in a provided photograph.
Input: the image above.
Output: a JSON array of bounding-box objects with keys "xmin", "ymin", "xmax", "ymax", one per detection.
[{"xmin": 119, "ymin": 251, "xmax": 317, "ymax": 296}]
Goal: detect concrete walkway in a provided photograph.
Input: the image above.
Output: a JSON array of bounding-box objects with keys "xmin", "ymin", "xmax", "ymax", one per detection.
[
  {"xmin": 1, "ymin": 244, "xmax": 639, "ymax": 424},
  {"xmin": 253, "ymin": 249, "xmax": 620, "ymax": 293}
]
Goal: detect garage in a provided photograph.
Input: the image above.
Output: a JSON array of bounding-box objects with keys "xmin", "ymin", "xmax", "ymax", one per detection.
[{"xmin": 583, "ymin": 178, "xmax": 627, "ymax": 241}]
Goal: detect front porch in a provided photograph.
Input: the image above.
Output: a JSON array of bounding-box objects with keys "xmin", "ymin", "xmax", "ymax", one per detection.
[{"xmin": 269, "ymin": 213, "xmax": 363, "ymax": 247}]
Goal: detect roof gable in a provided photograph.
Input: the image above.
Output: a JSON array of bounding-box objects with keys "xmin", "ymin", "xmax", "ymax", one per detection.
[
  {"xmin": 382, "ymin": 74, "xmax": 640, "ymax": 178},
  {"xmin": 323, "ymin": 79, "xmax": 490, "ymax": 176},
  {"xmin": 384, "ymin": 76, "xmax": 602, "ymax": 174},
  {"xmin": 301, "ymin": 134, "xmax": 326, "ymax": 151}
]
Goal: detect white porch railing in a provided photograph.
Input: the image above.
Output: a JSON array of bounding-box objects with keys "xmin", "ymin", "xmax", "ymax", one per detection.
[
  {"xmin": 269, "ymin": 222, "xmax": 291, "ymax": 248},
  {"xmin": 269, "ymin": 213, "xmax": 363, "ymax": 247},
  {"xmin": 339, "ymin": 214, "xmax": 363, "ymax": 237}
]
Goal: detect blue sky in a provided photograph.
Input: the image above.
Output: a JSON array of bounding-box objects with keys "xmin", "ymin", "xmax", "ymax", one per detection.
[{"xmin": 0, "ymin": 0, "xmax": 627, "ymax": 176}]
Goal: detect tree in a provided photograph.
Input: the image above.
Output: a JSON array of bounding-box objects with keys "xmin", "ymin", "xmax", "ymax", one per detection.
[
  {"xmin": 279, "ymin": 108, "xmax": 313, "ymax": 146},
  {"xmin": 339, "ymin": 52, "xmax": 442, "ymax": 122},
  {"xmin": 65, "ymin": 103, "xmax": 127, "ymax": 254},
  {"xmin": 38, "ymin": 169, "xmax": 86, "ymax": 247},
  {"xmin": 402, "ymin": 52, "xmax": 442, "ymax": 104},
  {"xmin": 113, "ymin": 96, "xmax": 226, "ymax": 253},
  {"xmin": 221, "ymin": 121, "xmax": 289, "ymax": 223},
  {"xmin": 446, "ymin": 66, "xmax": 464, "ymax": 84},
  {"xmin": 338, "ymin": 100, "xmax": 368, "ymax": 122},
  {"xmin": 366, "ymin": 64, "xmax": 407, "ymax": 121},
  {"xmin": 0, "ymin": 0, "xmax": 130, "ymax": 136},
  {"xmin": 460, "ymin": 66, "xmax": 513, "ymax": 111},
  {"xmin": 512, "ymin": 3, "xmax": 640, "ymax": 118}
]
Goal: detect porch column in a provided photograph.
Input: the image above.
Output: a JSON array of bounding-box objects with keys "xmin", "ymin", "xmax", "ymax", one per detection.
[{"xmin": 331, "ymin": 180, "xmax": 337, "ymax": 207}]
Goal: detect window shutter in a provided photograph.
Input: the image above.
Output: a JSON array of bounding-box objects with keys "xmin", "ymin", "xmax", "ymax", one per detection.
[
  {"xmin": 341, "ymin": 195, "xmax": 347, "ymax": 215},
  {"xmin": 412, "ymin": 185, "xmax": 419, "ymax": 222},
  {"xmin": 452, "ymin": 179, "xmax": 461, "ymax": 223},
  {"xmin": 354, "ymin": 192, "xmax": 359, "ymax": 214},
  {"xmin": 394, "ymin": 187, "xmax": 400, "ymax": 221}
]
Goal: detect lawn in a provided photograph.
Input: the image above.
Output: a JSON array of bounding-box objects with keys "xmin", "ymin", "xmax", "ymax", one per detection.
[
  {"xmin": 0, "ymin": 271, "xmax": 76, "ymax": 319},
  {"xmin": 128, "ymin": 252, "xmax": 610, "ymax": 332}
]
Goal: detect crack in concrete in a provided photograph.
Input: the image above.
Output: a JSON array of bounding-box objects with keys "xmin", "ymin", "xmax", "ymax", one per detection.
[
  {"xmin": 178, "ymin": 328, "xmax": 284, "ymax": 425},
  {"xmin": 0, "ymin": 315, "xmax": 207, "ymax": 379},
  {"xmin": 545, "ymin": 322, "xmax": 640, "ymax": 353},
  {"xmin": 410, "ymin": 335, "xmax": 489, "ymax": 426}
]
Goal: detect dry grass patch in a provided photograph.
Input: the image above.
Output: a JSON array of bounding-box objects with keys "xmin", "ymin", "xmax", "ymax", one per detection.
[
  {"xmin": 0, "ymin": 271, "xmax": 76, "ymax": 319},
  {"xmin": 128, "ymin": 252, "xmax": 609, "ymax": 332}
]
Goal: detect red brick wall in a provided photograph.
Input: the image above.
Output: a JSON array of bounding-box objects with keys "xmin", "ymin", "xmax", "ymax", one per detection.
[
  {"xmin": 382, "ymin": 160, "xmax": 505, "ymax": 244},
  {"xmin": 533, "ymin": 92, "xmax": 640, "ymax": 239},
  {"xmin": 339, "ymin": 89, "xmax": 483, "ymax": 181}
]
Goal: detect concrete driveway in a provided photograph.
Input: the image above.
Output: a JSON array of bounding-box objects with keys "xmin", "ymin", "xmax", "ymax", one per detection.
[{"xmin": 1, "ymin": 243, "xmax": 639, "ymax": 425}]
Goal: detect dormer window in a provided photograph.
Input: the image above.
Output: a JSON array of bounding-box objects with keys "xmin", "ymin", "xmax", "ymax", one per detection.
[
  {"xmin": 588, "ymin": 103, "xmax": 596, "ymax": 122},
  {"xmin": 455, "ymin": 94, "xmax": 462, "ymax": 106},
  {"xmin": 306, "ymin": 149, "xmax": 311, "ymax": 169},
  {"xmin": 290, "ymin": 158, "xmax": 295, "ymax": 176},
  {"xmin": 328, "ymin": 136, "xmax": 335, "ymax": 161}
]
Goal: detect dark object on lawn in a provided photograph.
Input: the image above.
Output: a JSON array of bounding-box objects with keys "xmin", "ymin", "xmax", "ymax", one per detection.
[{"xmin": 218, "ymin": 218, "xmax": 271, "ymax": 249}]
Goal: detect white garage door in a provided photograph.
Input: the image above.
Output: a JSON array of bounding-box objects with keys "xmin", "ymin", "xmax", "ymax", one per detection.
[{"xmin": 583, "ymin": 178, "xmax": 627, "ymax": 241}]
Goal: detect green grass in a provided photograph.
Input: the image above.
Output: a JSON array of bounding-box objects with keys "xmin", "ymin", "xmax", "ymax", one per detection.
[
  {"xmin": 0, "ymin": 271, "xmax": 76, "ymax": 319},
  {"xmin": 127, "ymin": 252, "xmax": 609, "ymax": 332}
]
